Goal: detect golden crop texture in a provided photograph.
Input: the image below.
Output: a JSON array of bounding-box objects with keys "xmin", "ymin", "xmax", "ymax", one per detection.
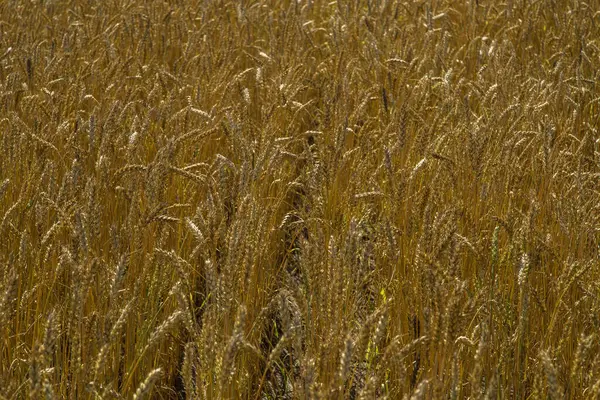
[{"xmin": 0, "ymin": 0, "xmax": 599, "ymax": 398}]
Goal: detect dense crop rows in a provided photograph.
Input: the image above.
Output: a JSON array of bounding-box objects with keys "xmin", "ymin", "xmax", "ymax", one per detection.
[{"xmin": 0, "ymin": 0, "xmax": 599, "ymax": 398}]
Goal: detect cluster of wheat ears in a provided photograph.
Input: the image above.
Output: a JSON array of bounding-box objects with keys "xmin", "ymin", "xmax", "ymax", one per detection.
[{"xmin": 0, "ymin": 0, "xmax": 599, "ymax": 398}]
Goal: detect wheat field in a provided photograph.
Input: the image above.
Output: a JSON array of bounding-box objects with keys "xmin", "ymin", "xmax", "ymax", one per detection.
[{"xmin": 0, "ymin": 0, "xmax": 599, "ymax": 398}]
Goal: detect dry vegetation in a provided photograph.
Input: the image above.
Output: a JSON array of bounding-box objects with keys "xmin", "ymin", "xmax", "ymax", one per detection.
[{"xmin": 0, "ymin": 0, "xmax": 599, "ymax": 398}]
